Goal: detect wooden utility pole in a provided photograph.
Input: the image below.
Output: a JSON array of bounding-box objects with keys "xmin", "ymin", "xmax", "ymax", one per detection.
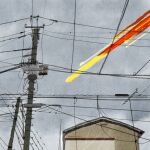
[
  {"xmin": 8, "ymin": 97, "xmax": 21, "ymax": 150},
  {"xmin": 23, "ymin": 28, "xmax": 40, "ymax": 150}
]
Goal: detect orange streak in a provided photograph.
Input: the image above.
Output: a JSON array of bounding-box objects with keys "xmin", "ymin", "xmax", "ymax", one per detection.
[
  {"xmin": 65, "ymin": 10, "xmax": 150, "ymax": 83},
  {"xmin": 116, "ymin": 10, "xmax": 150, "ymax": 38},
  {"xmin": 98, "ymin": 16, "xmax": 150, "ymax": 56}
]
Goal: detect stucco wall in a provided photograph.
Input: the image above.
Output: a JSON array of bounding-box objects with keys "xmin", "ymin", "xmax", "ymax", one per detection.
[{"xmin": 65, "ymin": 140, "xmax": 115, "ymax": 150}]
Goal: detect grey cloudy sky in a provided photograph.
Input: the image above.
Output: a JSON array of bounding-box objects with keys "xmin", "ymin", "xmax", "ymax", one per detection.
[{"xmin": 0, "ymin": 0, "xmax": 150, "ymax": 150}]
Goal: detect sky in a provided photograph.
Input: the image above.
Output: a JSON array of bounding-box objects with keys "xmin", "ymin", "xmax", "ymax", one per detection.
[{"xmin": 0, "ymin": 0, "xmax": 150, "ymax": 150}]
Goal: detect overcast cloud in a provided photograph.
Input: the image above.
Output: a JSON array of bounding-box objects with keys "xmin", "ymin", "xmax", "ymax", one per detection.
[{"xmin": 0, "ymin": 0, "xmax": 150, "ymax": 150}]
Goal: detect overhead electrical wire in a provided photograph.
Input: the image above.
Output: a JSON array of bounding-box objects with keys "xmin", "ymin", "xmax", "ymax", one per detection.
[
  {"xmin": 39, "ymin": 16, "xmax": 150, "ymax": 34},
  {"xmin": 19, "ymin": 105, "xmax": 45, "ymax": 150},
  {"xmin": 139, "ymin": 84, "xmax": 150, "ymax": 96},
  {"xmin": 47, "ymin": 106, "xmax": 150, "ymax": 144},
  {"xmin": 128, "ymin": 97, "xmax": 138, "ymax": 150},
  {"xmin": 47, "ymin": 66, "xmax": 150, "ymax": 80},
  {"xmin": 71, "ymin": 0, "xmax": 77, "ymax": 72},
  {"xmin": 64, "ymin": 9, "xmax": 150, "ymax": 82},
  {"xmin": 0, "ymin": 54, "xmax": 31, "ymax": 67},
  {"xmin": 0, "ymin": 31, "xmax": 26, "ymax": 39},
  {"xmin": 0, "ymin": 137, "xmax": 7, "ymax": 147},
  {"xmin": 134, "ymin": 59, "xmax": 150, "ymax": 75},
  {"xmin": 0, "ymin": 96, "xmax": 23, "ymax": 149},
  {"xmin": 99, "ymin": 0, "xmax": 130, "ymax": 74},
  {"xmin": 32, "ymin": 127, "xmax": 49, "ymax": 150},
  {"xmin": 42, "ymin": 33, "xmax": 150, "ymax": 48},
  {"xmin": 44, "ymin": 29, "xmax": 150, "ymax": 42},
  {"xmin": 73, "ymin": 98, "xmax": 78, "ymax": 150},
  {"xmin": 0, "ymin": 141, "xmax": 5, "ymax": 150},
  {"xmin": 0, "ymin": 33, "xmax": 31, "ymax": 43},
  {"xmin": 41, "ymin": 104, "xmax": 150, "ymax": 113},
  {"xmin": 3, "ymin": 93, "xmax": 150, "ymax": 101},
  {"xmin": 32, "ymin": 0, "xmax": 34, "ymax": 17},
  {"xmin": 2, "ymin": 59, "xmax": 150, "ymax": 80},
  {"xmin": 17, "ymin": 91, "xmax": 49, "ymax": 150},
  {"xmin": 122, "ymin": 89, "xmax": 137, "ymax": 105},
  {"xmin": 0, "ymin": 65, "xmax": 17, "ymax": 70},
  {"xmin": 0, "ymin": 17, "xmax": 29, "ymax": 27},
  {"xmin": 31, "ymin": 131, "xmax": 44, "ymax": 150},
  {"xmin": 33, "ymin": 95, "xmax": 150, "ymax": 101},
  {"xmin": 0, "ymin": 87, "xmax": 26, "ymax": 147},
  {"xmin": 0, "ymin": 5, "xmax": 150, "ymax": 150},
  {"xmin": 0, "ymin": 66, "xmax": 21, "ymax": 75},
  {"xmin": 31, "ymin": 136, "xmax": 41, "ymax": 150},
  {"xmin": 19, "ymin": 110, "xmax": 150, "ymax": 124},
  {"xmin": 40, "ymin": 27, "xmax": 45, "ymax": 64},
  {"xmin": 0, "ymin": 48, "xmax": 32, "ymax": 54}
]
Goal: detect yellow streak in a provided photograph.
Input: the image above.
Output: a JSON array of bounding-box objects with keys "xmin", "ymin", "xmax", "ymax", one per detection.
[
  {"xmin": 65, "ymin": 23, "xmax": 138, "ymax": 83},
  {"xmin": 126, "ymin": 32, "xmax": 148, "ymax": 48},
  {"xmin": 115, "ymin": 24, "xmax": 135, "ymax": 39},
  {"xmin": 79, "ymin": 25, "xmax": 135, "ymax": 67},
  {"xmin": 65, "ymin": 53, "xmax": 107, "ymax": 83},
  {"xmin": 80, "ymin": 43, "xmax": 110, "ymax": 66}
]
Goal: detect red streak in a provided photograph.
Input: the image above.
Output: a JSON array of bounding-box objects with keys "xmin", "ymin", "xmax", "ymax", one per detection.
[{"xmin": 98, "ymin": 16, "xmax": 150, "ymax": 56}]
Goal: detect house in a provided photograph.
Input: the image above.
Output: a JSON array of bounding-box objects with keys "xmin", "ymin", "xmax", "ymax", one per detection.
[{"xmin": 63, "ymin": 117, "xmax": 144, "ymax": 150}]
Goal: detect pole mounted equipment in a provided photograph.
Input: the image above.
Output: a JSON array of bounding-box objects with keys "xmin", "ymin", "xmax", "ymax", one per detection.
[{"xmin": 23, "ymin": 22, "xmax": 48, "ymax": 150}]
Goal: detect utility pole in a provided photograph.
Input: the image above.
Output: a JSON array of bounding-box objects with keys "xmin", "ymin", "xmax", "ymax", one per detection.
[
  {"xmin": 8, "ymin": 97, "xmax": 21, "ymax": 150},
  {"xmin": 23, "ymin": 27, "xmax": 40, "ymax": 150}
]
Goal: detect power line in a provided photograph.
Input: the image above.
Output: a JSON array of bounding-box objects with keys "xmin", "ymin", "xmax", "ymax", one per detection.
[
  {"xmin": 44, "ymin": 29, "xmax": 150, "ymax": 42},
  {"xmin": 139, "ymin": 84, "xmax": 150, "ymax": 96},
  {"xmin": 99, "ymin": 0, "xmax": 130, "ymax": 74},
  {"xmin": 134, "ymin": 59, "xmax": 150, "ymax": 75},
  {"xmin": 0, "ymin": 31, "xmax": 26, "ymax": 39},
  {"xmin": 31, "ymin": 137, "xmax": 41, "ymax": 150},
  {"xmin": 39, "ymin": 16, "xmax": 150, "ymax": 33},
  {"xmin": 31, "ymin": 131, "xmax": 44, "ymax": 150},
  {"xmin": 0, "ymin": 136, "xmax": 7, "ymax": 147},
  {"xmin": 0, "ymin": 48, "xmax": 32, "ymax": 54},
  {"xmin": 0, "ymin": 141, "xmax": 6, "ymax": 150},
  {"xmin": 49, "ymin": 66, "xmax": 150, "ymax": 79},
  {"xmin": 0, "ymin": 33, "xmax": 31, "ymax": 43},
  {"xmin": 0, "ymin": 95, "xmax": 23, "ymax": 149},
  {"xmin": 0, "ymin": 112, "xmax": 12, "ymax": 116},
  {"xmin": 48, "ymin": 66, "xmax": 150, "ymax": 80},
  {"xmin": 47, "ymin": 106, "xmax": 150, "ymax": 144},
  {"xmin": 0, "ymin": 17, "xmax": 29, "ymax": 27},
  {"xmin": 33, "ymin": 95, "xmax": 150, "ymax": 101},
  {"xmin": 128, "ymin": 94, "xmax": 138, "ymax": 150},
  {"xmin": 31, "ymin": 127, "xmax": 49, "ymax": 150},
  {"xmin": 42, "ymin": 33, "xmax": 150, "ymax": 48},
  {"xmin": 31, "ymin": 110, "xmax": 150, "ymax": 124},
  {"xmin": 41, "ymin": 104, "xmax": 150, "ymax": 113},
  {"xmin": 71, "ymin": 0, "xmax": 77, "ymax": 72},
  {"xmin": 0, "ymin": 66, "xmax": 20, "ymax": 75},
  {"xmin": 2, "ymin": 59, "xmax": 150, "ymax": 80},
  {"xmin": 32, "ymin": 0, "xmax": 34, "ymax": 17},
  {"xmin": 3, "ymin": 93, "xmax": 150, "ymax": 101}
]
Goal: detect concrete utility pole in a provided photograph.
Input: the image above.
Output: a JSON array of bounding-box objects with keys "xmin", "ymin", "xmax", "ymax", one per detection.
[
  {"xmin": 8, "ymin": 97, "xmax": 21, "ymax": 150},
  {"xmin": 23, "ymin": 28, "xmax": 40, "ymax": 150}
]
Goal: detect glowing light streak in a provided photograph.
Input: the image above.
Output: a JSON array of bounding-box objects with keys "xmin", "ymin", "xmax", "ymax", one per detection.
[
  {"xmin": 80, "ymin": 43, "xmax": 110, "ymax": 66},
  {"xmin": 126, "ymin": 30, "xmax": 150, "ymax": 48},
  {"xmin": 65, "ymin": 10, "xmax": 150, "ymax": 83}
]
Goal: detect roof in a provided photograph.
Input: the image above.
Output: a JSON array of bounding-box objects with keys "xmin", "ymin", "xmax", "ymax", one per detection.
[{"xmin": 63, "ymin": 117, "xmax": 144, "ymax": 136}]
